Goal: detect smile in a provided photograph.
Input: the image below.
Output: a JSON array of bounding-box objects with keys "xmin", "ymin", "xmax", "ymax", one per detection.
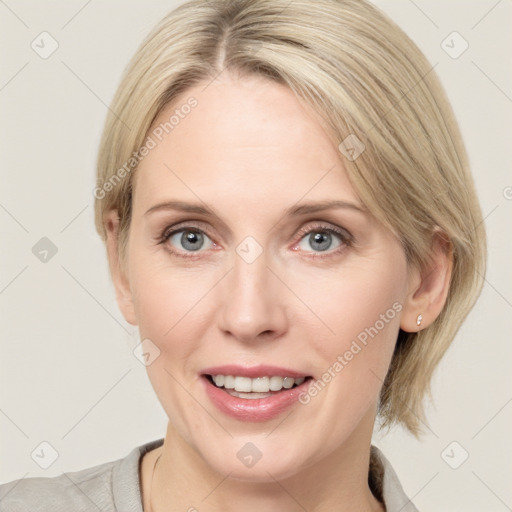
[
  {"xmin": 208, "ymin": 374, "xmax": 307, "ymax": 398},
  {"xmin": 201, "ymin": 365, "xmax": 313, "ymax": 421}
]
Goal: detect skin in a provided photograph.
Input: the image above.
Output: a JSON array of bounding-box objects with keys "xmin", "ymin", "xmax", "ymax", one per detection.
[{"xmin": 105, "ymin": 72, "xmax": 452, "ymax": 512}]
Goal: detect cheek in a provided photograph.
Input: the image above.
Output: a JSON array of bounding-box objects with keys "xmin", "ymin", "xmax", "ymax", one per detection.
[
  {"xmin": 131, "ymin": 267, "xmax": 178, "ymax": 338},
  {"xmin": 127, "ymin": 258, "xmax": 218, "ymax": 434},
  {"xmin": 293, "ymin": 258, "xmax": 406, "ymax": 354},
  {"xmin": 128, "ymin": 254, "xmax": 223, "ymax": 361},
  {"xmin": 128, "ymin": 236, "xmax": 186, "ymax": 320},
  {"xmin": 291, "ymin": 257, "xmax": 406, "ymax": 426}
]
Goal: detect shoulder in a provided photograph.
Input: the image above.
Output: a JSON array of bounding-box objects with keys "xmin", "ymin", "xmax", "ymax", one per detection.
[
  {"xmin": 0, "ymin": 439, "xmax": 164, "ymax": 512},
  {"xmin": 370, "ymin": 445, "xmax": 419, "ymax": 512},
  {"xmin": 0, "ymin": 458, "xmax": 118, "ymax": 512}
]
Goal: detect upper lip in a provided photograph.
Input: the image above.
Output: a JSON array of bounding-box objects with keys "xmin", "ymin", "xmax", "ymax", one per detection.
[{"xmin": 201, "ymin": 364, "xmax": 310, "ymax": 379}]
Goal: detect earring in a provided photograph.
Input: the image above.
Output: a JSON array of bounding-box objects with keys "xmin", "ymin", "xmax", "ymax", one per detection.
[{"xmin": 416, "ymin": 314, "xmax": 423, "ymax": 326}]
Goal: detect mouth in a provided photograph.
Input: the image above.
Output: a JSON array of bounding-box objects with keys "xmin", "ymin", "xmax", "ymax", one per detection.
[
  {"xmin": 200, "ymin": 366, "xmax": 314, "ymax": 422},
  {"xmin": 205, "ymin": 374, "xmax": 312, "ymax": 399}
]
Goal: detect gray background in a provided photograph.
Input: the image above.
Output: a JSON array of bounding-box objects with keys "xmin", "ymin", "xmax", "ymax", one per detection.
[{"xmin": 1, "ymin": 1, "xmax": 511, "ymax": 510}]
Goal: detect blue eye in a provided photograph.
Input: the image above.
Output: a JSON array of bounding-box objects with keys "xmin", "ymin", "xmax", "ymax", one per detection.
[
  {"xmin": 159, "ymin": 222, "xmax": 352, "ymax": 260},
  {"xmin": 297, "ymin": 229, "xmax": 344, "ymax": 253},
  {"xmin": 166, "ymin": 228, "xmax": 214, "ymax": 253}
]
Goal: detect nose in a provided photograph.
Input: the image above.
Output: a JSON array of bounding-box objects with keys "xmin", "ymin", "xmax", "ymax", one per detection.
[{"xmin": 217, "ymin": 250, "xmax": 289, "ymax": 344}]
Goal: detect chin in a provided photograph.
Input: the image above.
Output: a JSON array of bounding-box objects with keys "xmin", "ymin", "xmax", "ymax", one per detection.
[
  {"xmin": 196, "ymin": 435, "xmax": 316, "ymax": 484},
  {"xmin": 211, "ymin": 456, "xmax": 304, "ymax": 484}
]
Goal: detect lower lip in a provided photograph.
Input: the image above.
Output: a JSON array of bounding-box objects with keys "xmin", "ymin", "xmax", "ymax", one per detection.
[{"xmin": 202, "ymin": 376, "xmax": 311, "ymax": 422}]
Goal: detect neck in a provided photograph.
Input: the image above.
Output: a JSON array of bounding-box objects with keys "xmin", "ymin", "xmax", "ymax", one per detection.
[{"xmin": 147, "ymin": 419, "xmax": 384, "ymax": 512}]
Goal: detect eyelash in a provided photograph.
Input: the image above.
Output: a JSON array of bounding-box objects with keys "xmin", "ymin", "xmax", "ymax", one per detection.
[{"xmin": 157, "ymin": 221, "xmax": 353, "ymax": 260}]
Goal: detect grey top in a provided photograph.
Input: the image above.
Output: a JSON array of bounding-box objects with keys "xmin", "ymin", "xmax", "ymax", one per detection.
[{"xmin": 0, "ymin": 438, "xmax": 418, "ymax": 511}]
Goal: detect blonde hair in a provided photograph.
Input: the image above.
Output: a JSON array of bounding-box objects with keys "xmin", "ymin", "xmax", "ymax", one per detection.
[{"xmin": 94, "ymin": 0, "xmax": 486, "ymax": 435}]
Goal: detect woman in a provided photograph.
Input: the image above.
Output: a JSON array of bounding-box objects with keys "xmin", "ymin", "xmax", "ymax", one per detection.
[{"xmin": 0, "ymin": 0, "xmax": 486, "ymax": 510}]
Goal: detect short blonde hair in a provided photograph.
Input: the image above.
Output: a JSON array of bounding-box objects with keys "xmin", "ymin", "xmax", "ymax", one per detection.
[{"xmin": 94, "ymin": 0, "xmax": 486, "ymax": 435}]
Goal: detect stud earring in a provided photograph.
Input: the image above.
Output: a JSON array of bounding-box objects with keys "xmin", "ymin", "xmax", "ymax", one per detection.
[{"xmin": 416, "ymin": 314, "xmax": 423, "ymax": 326}]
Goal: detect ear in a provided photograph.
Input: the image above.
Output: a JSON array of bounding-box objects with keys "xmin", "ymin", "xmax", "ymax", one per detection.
[
  {"xmin": 400, "ymin": 229, "xmax": 453, "ymax": 332},
  {"xmin": 104, "ymin": 209, "xmax": 138, "ymax": 326}
]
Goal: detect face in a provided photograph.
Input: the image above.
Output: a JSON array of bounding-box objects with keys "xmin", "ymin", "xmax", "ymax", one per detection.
[{"xmin": 117, "ymin": 73, "xmax": 415, "ymax": 481}]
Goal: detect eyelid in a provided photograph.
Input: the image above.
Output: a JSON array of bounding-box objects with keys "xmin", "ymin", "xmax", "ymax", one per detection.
[
  {"xmin": 160, "ymin": 220, "xmax": 215, "ymax": 241},
  {"xmin": 290, "ymin": 221, "xmax": 353, "ymax": 256},
  {"xmin": 159, "ymin": 223, "xmax": 218, "ymax": 259},
  {"xmin": 294, "ymin": 221, "xmax": 352, "ymax": 242},
  {"xmin": 158, "ymin": 219, "xmax": 354, "ymax": 258}
]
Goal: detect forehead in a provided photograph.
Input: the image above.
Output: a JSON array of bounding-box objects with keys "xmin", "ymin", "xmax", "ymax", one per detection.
[{"xmin": 133, "ymin": 74, "xmax": 359, "ymax": 209}]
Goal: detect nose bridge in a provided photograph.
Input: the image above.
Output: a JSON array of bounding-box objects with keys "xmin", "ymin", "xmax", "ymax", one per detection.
[{"xmin": 217, "ymin": 245, "xmax": 288, "ymax": 342}]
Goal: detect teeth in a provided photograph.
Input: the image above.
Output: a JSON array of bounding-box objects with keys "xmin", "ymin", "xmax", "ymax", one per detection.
[
  {"xmin": 282, "ymin": 377, "xmax": 294, "ymax": 389},
  {"xmin": 213, "ymin": 375, "xmax": 224, "ymax": 387},
  {"xmin": 228, "ymin": 391, "xmax": 273, "ymax": 399},
  {"xmin": 210, "ymin": 375, "xmax": 307, "ymax": 393},
  {"xmin": 252, "ymin": 376, "xmax": 269, "ymax": 392},
  {"xmin": 269, "ymin": 376, "xmax": 283, "ymax": 391},
  {"xmin": 235, "ymin": 377, "xmax": 252, "ymax": 392},
  {"xmin": 224, "ymin": 375, "xmax": 235, "ymax": 389}
]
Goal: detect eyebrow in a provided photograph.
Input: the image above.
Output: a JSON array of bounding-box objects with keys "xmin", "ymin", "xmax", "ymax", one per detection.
[{"xmin": 144, "ymin": 199, "xmax": 367, "ymax": 218}]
